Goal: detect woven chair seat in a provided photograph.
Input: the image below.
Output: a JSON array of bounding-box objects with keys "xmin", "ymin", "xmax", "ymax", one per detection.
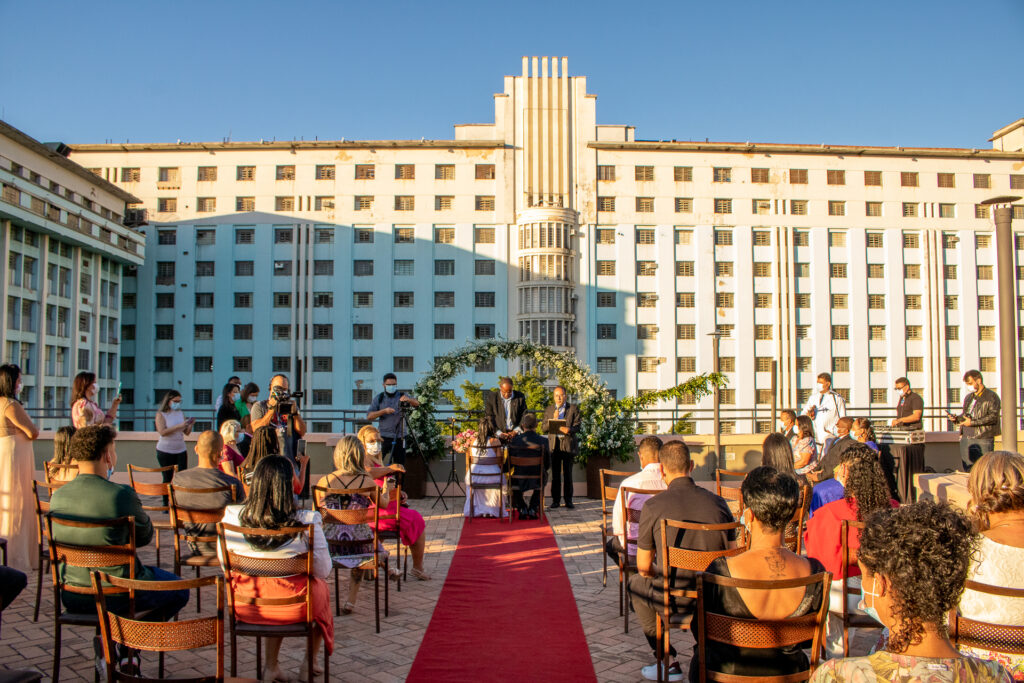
[{"xmin": 183, "ymin": 553, "xmax": 222, "ymax": 568}]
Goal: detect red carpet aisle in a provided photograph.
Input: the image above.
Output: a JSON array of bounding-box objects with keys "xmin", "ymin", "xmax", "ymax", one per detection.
[{"xmin": 407, "ymin": 517, "xmax": 598, "ymax": 682}]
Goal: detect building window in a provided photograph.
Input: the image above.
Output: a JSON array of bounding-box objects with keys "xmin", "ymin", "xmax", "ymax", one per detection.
[
  {"xmin": 753, "ymin": 199, "xmax": 771, "ymax": 215},
  {"xmin": 977, "ymin": 265, "xmax": 993, "ymax": 280},
  {"xmin": 715, "ymin": 292, "xmax": 734, "ymax": 308},
  {"xmin": 674, "ymin": 229, "xmax": 693, "ymax": 245},
  {"xmin": 945, "ymin": 295, "xmax": 959, "ymax": 310},
  {"xmin": 474, "ymin": 164, "xmax": 496, "ymax": 180},
  {"xmin": 597, "ymin": 165, "xmax": 615, "ymax": 181},
  {"xmin": 752, "ymin": 231, "xmax": 771, "ymax": 247},
  {"xmin": 907, "ymin": 357, "xmax": 924, "ymax": 372},
  {"xmin": 978, "ymin": 295, "xmax": 995, "ymax": 310},
  {"xmin": 475, "ymin": 292, "xmax": 495, "ymax": 307},
  {"xmin": 905, "ymin": 325, "xmax": 922, "ymax": 340},
  {"xmin": 597, "ymin": 324, "xmax": 617, "ymax": 340},
  {"xmin": 946, "ymin": 326, "xmax": 960, "ymax": 341},
  {"xmin": 434, "ymin": 292, "xmax": 454, "ymax": 307},
  {"xmin": 831, "ymin": 263, "xmax": 847, "ymax": 278},
  {"xmin": 903, "ymin": 232, "xmax": 919, "ymax": 248},
  {"xmin": 596, "ymin": 228, "xmax": 615, "ymax": 245},
  {"xmin": 976, "ymin": 234, "xmax": 991, "ymax": 249},
  {"xmin": 635, "ymin": 165, "xmax": 654, "ymax": 181},
  {"xmin": 597, "ymin": 197, "xmax": 615, "ymax": 212},
  {"xmin": 826, "ymin": 169, "xmax": 845, "ymax": 185},
  {"xmin": 829, "ymin": 232, "xmax": 847, "ymax": 248},
  {"xmin": 831, "ymin": 293, "xmax": 848, "ymax": 309},
  {"xmin": 714, "ymin": 198, "xmax": 732, "ymax": 214},
  {"xmin": 980, "ymin": 326, "xmax": 996, "ymax": 341},
  {"xmin": 864, "ymin": 170, "xmax": 882, "ymax": 186},
  {"xmin": 274, "ymin": 196, "xmax": 294, "ymax": 211},
  {"xmin": 475, "ymin": 195, "xmax": 495, "ymax": 211},
  {"xmin": 156, "ymin": 292, "xmax": 175, "ymax": 308},
  {"xmin": 195, "ymin": 293, "xmax": 214, "ymax": 308},
  {"xmin": 868, "ymin": 294, "xmax": 886, "ymax": 309},
  {"xmin": 865, "ymin": 201, "xmax": 882, "ymax": 217},
  {"xmin": 313, "ymin": 292, "xmax": 333, "ymax": 308},
  {"xmin": 195, "ymin": 261, "xmax": 215, "ymax": 277},
  {"xmin": 353, "ymin": 260, "xmax": 374, "ymax": 276},
  {"xmin": 235, "ymin": 196, "xmax": 255, "ymax": 211},
  {"xmin": 312, "ymin": 260, "xmax": 333, "ymax": 275},
  {"xmin": 272, "ymin": 324, "xmax": 291, "ymax": 340},
  {"xmin": 713, "ymin": 167, "xmax": 731, "ymax": 183},
  {"xmin": 597, "ymin": 292, "xmax": 616, "ymax": 307},
  {"xmin": 715, "ymin": 262, "xmax": 733, "ymax": 277},
  {"xmin": 474, "ymin": 324, "xmax": 495, "ymax": 339},
  {"xmin": 904, "ymin": 264, "xmax": 920, "ymax": 279},
  {"xmin": 394, "ymin": 164, "xmax": 415, "ymax": 180},
  {"xmin": 674, "ymin": 198, "xmax": 693, "ymax": 213},
  {"xmin": 937, "ymin": 172, "xmax": 955, "ymax": 188},
  {"xmin": 434, "ymin": 259, "xmax": 455, "ymax": 276},
  {"xmin": 233, "ymin": 324, "xmax": 252, "ymax": 340},
  {"xmin": 828, "ymin": 200, "xmax": 846, "ymax": 216},
  {"xmin": 353, "ymin": 292, "xmax": 373, "ymax": 308},
  {"xmin": 234, "ymin": 228, "xmax": 254, "ymax": 245},
  {"xmin": 637, "ymin": 261, "xmax": 657, "ymax": 276},
  {"xmin": 973, "ymin": 173, "xmax": 991, "ymax": 189},
  {"xmin": 235, "ymin": 166, "xmax": 255, "ymax": 181},
  {"xmin": 754, "ymin": 324, "xmax": 773, "ymax": 340},
  {"xmin": 475, "ymin": 259, "xmax": 495, "ymax": 275},
  {"xmin": 276, "ymin": 165, "xmax": 295, "ymax": 181},
  {"xmin": 352, "ymin": 356, "xmax": 373, "ymax": 373},
  {"xmin": 394, "ymin": 196, "xmax": 415, "ymax": 211},
  {"xmin": 790, "ymin": 200, "xmax": 808, "ymax": 215},
  {"xmin": 751, "ymin": 168, "xmax": 770, "ymax": 183},
  {"xmin": 866, "ymin": 232, "xmax": 884, "ymax": 248},
  {"xmin": 867, "ymin": 264, "xmax": 885, "ymax": 278},
  {"xmin": 595, "ymin": 357, "xmax": 618, "ymax": 374},
  {"xmin": 1010, "ymin": 175, "xmax": 1024, "ymax": 190},
  {"xmin": 351, "ymin": 195, "xmax": 373, "ymax": 211},
  {"xmin": 754, "ymin": 293, "xmax": 772, "ymax": 308},
  {"xmin": 752, "ymin": 262, "xmax": 772, "ymax": 278},
  {"xmin": 975, "ymin": 204, "xmax": 990, "ymax": 219},
  {"xmin": 312, "ymin": 324, "xmax": 332, "ymax": 339},
  {"xmin": 635, "ymin": 197, "xmax": 654, "ymax": 213},
  {"xmin": 121, "ymin": 167, "xmax": 141, "ymax": 182},
  {"xmin": 905, "ymin": 294, "xmax": 921, "ymax": 309},
  {"xmin": 157, "ymin": 167, "xmax": 180, "ymax": 184},
  {"xmin": 351, "ymin": 324, "xmax": 373, "ymax": 340},
  {"xmin": 273, "ymin": 292, "xmax": 292, "ymax": 308},
  {"xmin": 157, "ymin": 198, "xmax": 177, "ymax": 213},
  {"xmin": 980, "ymin": 357, "xmax": 996, "ymax": 373},
  {"xmin": 637, "ymin": 325, "xmax": 658, "ymax": 340},
  {"xmin": 637, "ymin": 292, "xmax": 658, "ymax": 308},
  {"xmin": 274, "ymin": 227, "xmax": 293, "ymax": 243},
  {"xmin": 832, "ymin": 325, "xmax": 849, "ymax": 340},
  {"xmin": 474, "ymin": 227, "xmax": 495, "ymax": 244},
  {"xmin": 790, "ymin": 169, "xmax": 808, "ymax": 184},
  {"xmin": 596, "ymin": 260, "xmax": 615, "ymax": 276},
  {"xmin": 676, "ymin": 261, "xmax": 695, "ymax": 277},
  {"xmin": 676, "ymin": 324, "xmax": 695, "ymax": 340},
  {"xmin": 794, "ymin": 293, "xmax": 811, "ymax": 308},
  {"xmin": 231, "ymin": 292, "xmax": 251, "ymax": 308},
  {"xmin": 674, "ymin": 166, "xmax": 693, "ymax": 182},
  {"xmin": 901, "ymin": 171, "xmax": 919, "ymax": 187},
  {"xmin": 314, "ymin": 196, "xmax": 334, "ymax": 211}
]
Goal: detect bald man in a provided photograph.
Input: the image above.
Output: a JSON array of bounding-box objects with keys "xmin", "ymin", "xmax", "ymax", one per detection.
[{"xmin": 171, "ymin": 430, "xmax": 245, "ymax": 555}]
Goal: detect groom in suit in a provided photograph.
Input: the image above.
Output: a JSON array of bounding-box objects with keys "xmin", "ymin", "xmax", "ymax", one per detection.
[
  {"xmin": 484, "ymin": 377, "xmax": 527, "ymax": 442},
  {"xmin": 542, "ymin": 386, "xmax": 581, "ymax": 509}
]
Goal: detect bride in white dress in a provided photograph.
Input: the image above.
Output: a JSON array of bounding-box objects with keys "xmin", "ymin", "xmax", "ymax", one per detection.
[{"xmin": 463, "ymin": 420, "xmax": 505, "ymax": 518}]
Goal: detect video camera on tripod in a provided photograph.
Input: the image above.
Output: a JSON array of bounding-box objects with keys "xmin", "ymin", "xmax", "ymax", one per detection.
[{"xmin": 271, "ymin": 385, "xmax": 304, "ymax": 415}]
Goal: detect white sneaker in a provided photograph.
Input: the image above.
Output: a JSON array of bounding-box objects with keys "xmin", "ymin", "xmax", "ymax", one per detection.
[{"xmin": 641, "ymin": 661, "xmax": 683, "ymax": 681}]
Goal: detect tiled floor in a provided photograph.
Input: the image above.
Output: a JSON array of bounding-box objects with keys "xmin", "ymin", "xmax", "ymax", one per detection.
[{"xmin": 0, "ymin": 494, "xmax": 873, "ymax": 681}]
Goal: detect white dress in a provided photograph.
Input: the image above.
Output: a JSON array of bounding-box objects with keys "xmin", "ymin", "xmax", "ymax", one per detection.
[
  {"xmin": 958, "ymin": 535, "xmax": 1024, "ymax": 678},
  {"xmin": 463, "ymin": 445, "xmax": 504, "ymax": 517},
  {"xmin": 0, "ymin": 397, "xmax": 37, "ymax": 572}
]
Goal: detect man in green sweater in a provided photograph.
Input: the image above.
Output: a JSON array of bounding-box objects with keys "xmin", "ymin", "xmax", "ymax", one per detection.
[{"xmin": 49, "ymin": 425, "xmax": 189, "ymax": 620}]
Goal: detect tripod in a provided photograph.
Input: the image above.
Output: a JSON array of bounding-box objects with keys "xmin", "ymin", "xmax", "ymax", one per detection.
[
  {"xmin": 434, "ymin": 418, "xmax": 465, "ymax": 507},
  {"xmin": 396, "ymin": 406, "xmax": 446, "ymax": 510}
]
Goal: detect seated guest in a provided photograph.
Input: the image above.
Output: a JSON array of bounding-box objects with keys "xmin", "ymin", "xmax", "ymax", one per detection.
[
  {"xmin": 805, "ymin": 444, "xmax": 897, "ymax": 655},
  {"xmin": 851, "ymin": 418, "xmax": 879, "ymax": 452},
  {"xmin": 793, "ymin": 415, "xmax": 819, "ymax": 479},
  {"xmin": 463, "ymin": 419, "xmax": 504, "ymax": 518},
  {"xmin": 810, "ymin": 501, "xmax": 1011, "ymax": 682},
  {"xmin": 606, "ymin": 436, "xmax": 665, "ymax": 563},
  {"xmin": 220, "ymin": 456, "xmax": 332, "ymax": 682},
  {"xmin": 237, "ymin": 425, "xmax": 308, "ymax": 495},
  {"xmin": 780, "ymin": 409, "xmax": 798, "ymax": 446},
  {"xmin": 49, "ymin": 425, "xmax": 189, "ymax": 672},
  {"xmin": 218, "ymin": 419, "xmax": 244, "ymax": 476},
  {"xmin": 761, "ymin": 432, "xmax": 798, "ymax": 479},
  {"xmin": 690, "ymin": 467, "xmax": 826, "ymax": 682},
  {"xmin": 629, "ymin": 441, "xmax": 736, "ymax": 681},
  {"xmin": 48, "ymin": 425, "xmax": 78, "ymax": 482},
  {"xmin": 315, "ymin": 435, "xmax": 398, "ymax": 615},
  {"xmin": 809, "ymin": 442, "xmax": 877, "ymax": 519},
  {"xmin": 508, "ymin": 413, "xmax": 550, "ymax": 519},
  {"xmin": 357, "ymin": 425, "xmax": 431, "ymax": 580},
  {"xmin": 171, "ymin": 430, "xmax": 245, "ymax": 555},
  {"xmin": 959, "ymin": 451, "xmax": 1024, "ymax": 679},
  {"xmin": 810, "ymin": 417, "xmax": 855, "ymax": 484}
]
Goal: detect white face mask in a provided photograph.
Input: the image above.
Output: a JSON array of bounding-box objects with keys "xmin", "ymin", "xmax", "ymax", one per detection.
[
  {"xmin": 818, "ymin": 383, "xmax": 827, "ymax": 393},
  {"xmin": 170, "ymin": 400, "xmax": 181, "ymax": 411},
  {"xmin": 15, "ymin": 382, "xmax": 22, "ymax": 396},
  {"xmin": 366, "ymin": 441, "xmax": 382, "ymax": 456}
]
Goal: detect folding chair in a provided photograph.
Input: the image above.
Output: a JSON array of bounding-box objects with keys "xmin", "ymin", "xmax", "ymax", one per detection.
[
  {"xmin": 950, "ymin": 580, "xmax": 1024, "ymax": 667},
  {"xmin": 619, "ymin": 485, "xmax": 662, "ymax": 632},
  {"xmin": 655, "ymin": 518, "xmax": 745, "ymax": 683},
  {"xmin": 506, "ymin": 444, "xmax": 546, "ymax": 522},
  {"xmin": 466, "ymin": 447, "xmax": 505, "ymax": 520},
  {"xmin": 312, "ymin": 485, "xmax": 389, "ymax": 632},
  {"xmin": 694, "ymin": 570, "xmax": 832, "ymax": 682},
  {"xmin": 840, "ymin": 519, "xmax": 883, "ymax": 656},
  {"xmin": 218, "ymin": 522, "xmax": 329, "ymax": 681},
  {"xmin": 598, "ymin": 469, "xmax": 633, "ymax": 587},
  {"xmin": 169, "ymin": 483, "xmax": 237, "ymax": 612},
  {"xmin": 127, "ymin": 464, "xmax": 176, "ymax": 567}
]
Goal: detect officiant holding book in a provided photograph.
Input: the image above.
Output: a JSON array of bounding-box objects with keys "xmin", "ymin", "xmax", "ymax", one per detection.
[{"xmin": 542, "ymin": 386, "xmax": 581, "ymax": 509}]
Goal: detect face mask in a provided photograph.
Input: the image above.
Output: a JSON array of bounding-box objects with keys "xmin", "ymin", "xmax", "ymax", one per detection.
[
  {"xmin": 859, "ymin": 575, "xmax": 884, "ymax": 624},
  {"xmin": 231, "ymin": 394, "xmax": 239, "ymax": 403},
  {"xmin": 15, "ymin": 382, "xmax": 22, "ymax": 396},
  {"xmin": 818, "ymin": 383, "xmax": 826, "ymax": 393},
  {"xmin": 170, "ymin": 401, "xmax": 181, "ymax": 410},
  {"xmin": 384, "ymin": 385, "xmax": 397, "ymax": 395},
  {"xmin": 366, "ymin": 442, "xmax": 382, "ymax": 456}
]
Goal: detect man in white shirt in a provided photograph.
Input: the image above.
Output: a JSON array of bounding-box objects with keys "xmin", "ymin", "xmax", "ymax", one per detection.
[
  {"xmin": 803, "ymin": 372, "xmax": 846, "ymax": 446},
  {"xmin": 605, "ymin": 436, "xmax": 665, "ymax": 562}
]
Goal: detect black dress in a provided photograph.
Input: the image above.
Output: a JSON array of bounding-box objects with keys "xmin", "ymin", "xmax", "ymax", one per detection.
[
  {"xmin": 689, "ymin": 555, "xmax": 826, "ymax": 682},
  {"xmin": 216, "ymin": 401, "xmax": 241, "ymax": 430}
]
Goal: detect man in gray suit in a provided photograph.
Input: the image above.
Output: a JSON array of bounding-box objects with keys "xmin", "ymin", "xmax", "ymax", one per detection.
[{"xmin": 542, "ymin": 386, "xmax": 581, "ymax": 509}]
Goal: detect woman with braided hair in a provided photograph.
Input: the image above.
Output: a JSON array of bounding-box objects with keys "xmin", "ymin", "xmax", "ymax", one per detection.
[{"xmin": 811, "ymin": 501, "xmax": 1010, "ymax": 682}]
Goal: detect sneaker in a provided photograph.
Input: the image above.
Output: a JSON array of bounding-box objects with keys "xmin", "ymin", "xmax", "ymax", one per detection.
[
  {"xmin": 641, "ymin": 661, "xmax": 683, "ymax": 682},
  {"xmin": 93, "ymin": 636, "xmax": 107, "ymax": 678}
]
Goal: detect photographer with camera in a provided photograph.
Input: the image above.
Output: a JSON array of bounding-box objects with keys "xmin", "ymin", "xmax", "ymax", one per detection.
[
  {"xmin": 250, "ymin": 374, "xmax": 307, "ymax": 472},
  {"xmin": 366, "ymin": 373, "xmax": 419, "ymax": 466}
]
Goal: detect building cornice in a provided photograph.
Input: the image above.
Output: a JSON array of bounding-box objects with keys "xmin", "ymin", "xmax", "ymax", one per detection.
[
  {"xmin": 990, "ymin": 117, "xmax": 1024, "ymax": 141},
  {"xmin": 588, "ymin": 140, "xmax": 1024, "ymax": 161},
  {"xmin": 69, "ymin": 139, "xmax": 508, "ymax": 153}
]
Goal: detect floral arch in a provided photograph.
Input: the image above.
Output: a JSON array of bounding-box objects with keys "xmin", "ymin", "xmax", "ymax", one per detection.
[{"xmin": 406, "ymin": 339, "xmax": 724, "ymax": 463}]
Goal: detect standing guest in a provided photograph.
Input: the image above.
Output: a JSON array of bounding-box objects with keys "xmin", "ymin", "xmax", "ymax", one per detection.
[
  {"xmin": 464, "ymin": 419, "xmax": 504, "ymax": 518},
  {"xmin": 70, "ymin": 371, "xmax": 120, "ymax": 428},
  {"xmin": 805, "ymin": 444, "xmax": 897, "ymax": 655},
  {"xmin": 0, "ymin": 363, "xmax": 40, "ymax": 572},
  {"xmin": 171, "ymin": 431, "xmax": 245, "ymax": 555},
  {"xmin": 810, "ymin": 501, "xmax": 1011, "ymax": 683},
  {"xmin": 629, "ymin": 441, "xmax": 736, "ymax": 681},
  {"xmin": 606, "ymin": 436, "xmax": 664, "ymax": 563},
  {"xmin": 221, "ymin": 456, "xmax": 332, "ymax": 681},
  {"xmin": 891, "ymin": 377, "xmax": 924, "ymax": 431},
  {"xmin": 691, "ymin": 467, "xmax": 827, "ymax": 682},
  {"xmin": 851, "ymin": 418, "xmax": 879, "ymax": 452},
  {"xmin": 250, "ymin": 374, "xmax": 307, "ymax": 470},
  {"xmin": 542, "ymin": 386, "xmax": 581, "ymax": 509},
  {"xmin": 804, "ymin": 372, "xmax": 847, "ymax": 446},
  {"xmin": 213, "ymin": 376, "xmax": 240, "ymax": 412},
  {"xmin": 48, "ymin": 425, "xmax": 78, "ymax": 482},
  {"xmin": 779, "ymin": 409, "xmax": 799, "ymax": 445},
  {"xmin": 155, "ymin": 390, "xmax": 195, "ymax": 504},
  {"xmin": 760, "ymin": 432, "xmax": 798, "ymax": 479},
  {"xmin": 365, "ymin": 373, "xmax": 420, "ymax": 467},
  {"xmin": 215, "ymin": 383, "xmax": 242, "ymax": 430},
  {"xmin": 508, "ymin": 413, "xmax": 550, "ymax": 519},
  {"xmin": 357, "ymin": 425, "xmax": 431, "ymax": 579},
  {"xmin": 236, "ymin": 382, "xmax": 259, "ymax": 454},
  {"xmin": 793, "ymin": 415, "xmax": 819, "ymax": 479},
  {"xmin": 483, "ymin": 377, "xmax": 526, "ymax": 443},
  {"xmin": 238, "ymin": 425, "xmax": 309, "ymax": 496},
  {"xmin": 809, "ymin": 417, "xmax": 855, "ymax": 484},
  {"xmin": 218, "ymin": 420, "xmax": 244, "ymax": 476},
  {"xmin": 948, "ymin": 370, "xmax": 1002, "ymax": 472},
  {"xmin": 959, "ymin": 451, "xmax": 1024, "ymax": 679}
]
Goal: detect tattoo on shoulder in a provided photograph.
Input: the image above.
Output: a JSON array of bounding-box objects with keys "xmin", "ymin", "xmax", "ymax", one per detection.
[{"xmin": 765, "ymin": 550, "xmax": 786, "ymax": 577}]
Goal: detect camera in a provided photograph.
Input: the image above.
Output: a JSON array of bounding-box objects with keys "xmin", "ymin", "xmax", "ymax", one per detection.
[{"xmin": 271, "ymin": 386, "xmax": 304, "ymax": 415}]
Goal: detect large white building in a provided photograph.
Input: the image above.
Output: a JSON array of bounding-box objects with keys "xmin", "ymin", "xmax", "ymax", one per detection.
[
  {"xmin": 0, "ymin": 120, "xmax": 145, "ymax": 426},
  {"xmin": 66, "ymin": 58, "xmax": 1024, "ymax": 433}
]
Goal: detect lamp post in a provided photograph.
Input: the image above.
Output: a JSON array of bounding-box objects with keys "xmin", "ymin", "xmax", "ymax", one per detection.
[
  {"xmin": 981, "ymin": 195, "xmax": 1022, "ymax": 452},
  {"xmin": 709, "ymin": 331, "xmax": 722, "ymax": 467}
]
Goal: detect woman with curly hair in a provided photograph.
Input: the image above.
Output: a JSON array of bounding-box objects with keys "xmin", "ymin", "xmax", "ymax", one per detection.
[
  {"xmin": 810, "ymin": 501, "xmax": 1011, "ymax": 682},
  {"xmin": 958, "ymin": 451, "xmax": 1024, "ymax": 679},
  {"xmin": 237, "ymin": 425, "xmax": 309, "ymax": 496},
  {"xmin": 805, "ymin": 443, "xmax": 898, "ymax": 655}
]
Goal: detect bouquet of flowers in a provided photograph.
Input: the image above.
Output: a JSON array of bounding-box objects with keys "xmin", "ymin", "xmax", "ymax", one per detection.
[{"xmin": 451, "ymin": 428, "xmax": 478, "ymax": 454}]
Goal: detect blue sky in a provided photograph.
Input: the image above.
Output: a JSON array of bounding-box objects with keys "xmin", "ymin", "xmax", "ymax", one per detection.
[{"xmin": 1, "ymin": 0, "xmax": 1021, "ymax": 149}]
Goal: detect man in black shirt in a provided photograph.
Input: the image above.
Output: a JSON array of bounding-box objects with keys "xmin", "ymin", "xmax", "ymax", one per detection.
[
  {"xmin": 891, "ymin": 377, "xmax": 924, "ymax": 431},
  {"xmin": 628, "ymin": 441, "xmax": 736, "ymax": 681},
  {"xmin": 949, "ymin": 370, "xmax": 1001, "ymax": 471}
]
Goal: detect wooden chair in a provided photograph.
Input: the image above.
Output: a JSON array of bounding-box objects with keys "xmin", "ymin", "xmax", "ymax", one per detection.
[
  {"xmin": 312, "ymin": 485, "xmax": 389, "ymax": 632},
  {"xmin": 32, "ymin": 479, "xmax": 68, "ymax": 621},
  {"xmin": 374, "ymin": 481, "xmax": 407, "ymax": 591},
  {"xmin": 715, "ymin": 469, "xmax": 746, "ymax": 517},
  {"xmin": 950, "ymin": 580, "xmax": 1024, "ymax": 665},
  {"xmin": 655, "ymin": 518, "xmax": 746, "ymax": 683},
  {"xmin": 506, "ymin": 444, "xmax": 547, "ymax": 523},
  {"xmin": 840, "ymin": 519, "xmax": 883, "ymax": 656},
  {"xmin": 465, "ymin": 447, "xmax": 505, "ymax": 520},
  {"xmin": 619, "ymin": 485, "xmax": 663, "ymax": 633},
  {"xmin": 784, "ymin": 486, "xmax": 812, "ymax": 555},
  {"xmin": 45, "ymin": 514, "xmax": 138, "ymax": 683},
  {"xmin": 169, "ymin": 483, "xmax": 237, "ymax": 612},
  {"xmin": 128, "ymin": 464, "xmax": 177, "ymax": 567},
  {"xmin": 44, "ymin": 461, "xmax": 79, "ymax": 483},
  {"xmin": 91, "ymin": 571, "xmax": 259, "ymax": 683},
  {"xmin": 694, "ymin": 571, "xmax": 832, "ymax": 683},
  {"xmin": 217, "ymin": 522, "xmax": 329, "ymax": 681},
  {"xmin": 598, "ymin": 469, "xmax": 634, "ymax": 587}
]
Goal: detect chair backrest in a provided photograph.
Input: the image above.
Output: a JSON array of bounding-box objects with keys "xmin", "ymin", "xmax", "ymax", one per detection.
[
  {"xmin": 312, "ymin": 485, "xmax": 382, "ymax": 562},
  {"xmin": 465, "ymin": 448, "xmax": 505, "ymax": 487},
  {"xmin": 840, "ymin": 519, "xmax": 867, "ymax": 612},
  {"xmin": 715, "ymin": 469, "xmax": 746, "ymax": 497},
  {"xmin": 951, "ymin": 580, "xmax": 1024, "ymax": 657},
  {"xmin": 659, "ymin": 519, "xmax": 745, "ymax": 600},
  {"xmin": 44, "ymin": 461, "xmax": 79, "ymax": 484},
  {"xmin": 92, "ymin": 571, "xmax": 225, "ymax": 682},
  {"xmin": 33, "ymin": 480, "xmax": 64, "ymax": 545},
  {"xmin": 696, "ymin": 571, "xmax": 832, "ymax": 683},
  {"xmin": 784, "ymin": 485, "xmax": 813, "ymax": 554},
  {"xmin": 599, "ymin": 469, "xmax": 634, "ymax": 524},
  {"xmin": 619, "ymin": 486, "xmax": 663, "ymax": 556},
  {"xmin": 128, "ymin": 464, "xmax": 175, "ymax": 513},
  {"xmin": 169, "ymin": 484, "xmax": 235, "ymax": 556},
  {"xmin": 508, "ymin": 444, "xmax": 544, "ymax": 481},
  {"xmin": 45, "ymin": 514, "xmax": 136, "ymax": 598}
]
